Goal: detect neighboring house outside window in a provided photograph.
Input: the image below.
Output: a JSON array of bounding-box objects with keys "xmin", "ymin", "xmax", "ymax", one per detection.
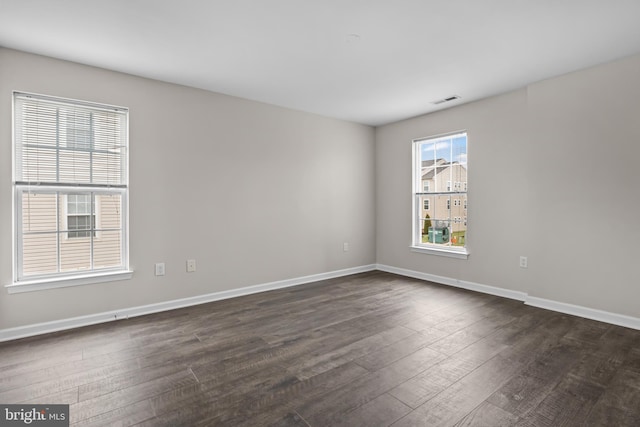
[
  {"xmin": 67, "ymin": 194, "xmax": 96, "ymax": 238},
  {"xmin": 11, "ymin": 92, "xmax": 130, "ymax": 291},
  {"xmin": 412, "ymin": 132, "xmax": 468, "ymax": 257}
]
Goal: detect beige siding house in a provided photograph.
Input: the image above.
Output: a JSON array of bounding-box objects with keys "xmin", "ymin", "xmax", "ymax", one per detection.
[
  {"xmin": 419, "ymin": 159, "xmax": 467, "ymax": 244},
  {"xmin": 21, "ymin": 193, "xmax": 123, "ymax": 276}
]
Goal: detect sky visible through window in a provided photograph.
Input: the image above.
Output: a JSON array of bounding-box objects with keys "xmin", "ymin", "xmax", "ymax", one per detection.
[{"xmin": 421, "ymin": 134, "xmax": 467, "ymax": 165}]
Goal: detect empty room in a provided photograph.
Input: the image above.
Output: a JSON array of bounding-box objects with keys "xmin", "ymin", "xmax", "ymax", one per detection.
[{"xmin": 1, "ymin": 1, "xmax": 639, "ymax": 426}]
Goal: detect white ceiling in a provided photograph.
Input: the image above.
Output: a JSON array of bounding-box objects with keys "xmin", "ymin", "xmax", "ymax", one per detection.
[{"xmin": 2, "ymin": 1, "xmax": 640, "ymax": 126}]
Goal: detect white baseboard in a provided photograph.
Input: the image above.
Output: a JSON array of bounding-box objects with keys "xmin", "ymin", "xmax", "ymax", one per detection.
[
  {"xmin": 377, "ymin": 263, "xmax": 640, "ymax": 331},
  {"xmin": 0, "ymin": 264, "xmax": 376, "ymax": 342},
  {"xmin": 525, "ymin": 296, "xmax": 640, "ymax": 331},
  {"xmin": 376, "ymin": 264, "xmax": 527, "ymax": 301},
  {"xmin": 2, "ymin": 262, "xmax": 638, "ymax": 342}
]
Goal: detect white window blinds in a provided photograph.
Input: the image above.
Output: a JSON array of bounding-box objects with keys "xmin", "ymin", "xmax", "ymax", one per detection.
[
  {"xmin": 13, "ymin": 92, "xmax": 129, "ymax": 282},
  {"xmin": 14, "ymin": 94, "xmax": 128, "ymax": 187}
]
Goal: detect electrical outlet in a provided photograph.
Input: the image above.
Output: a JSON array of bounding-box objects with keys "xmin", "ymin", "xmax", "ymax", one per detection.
[
  {"xmin": 519, "ymin": 256, "xmax": 528, "ymax": 268},
  {"xmin": 187, "ymin": 259, "xmax": 196, "ymax": 273},
  {"xmin": 155, "ymin": 262, "xmax": 165, "ymax": 276},
  {"xmin": 343, "ymin": 242, "xmax": 349, "ymax": 252}
]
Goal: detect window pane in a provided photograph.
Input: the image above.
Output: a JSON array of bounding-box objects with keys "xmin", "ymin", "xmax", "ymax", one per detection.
[
  {"xmin": 19, "ymin": 144, "xmax": 58, "ymax": 182},
  {"xmin": 451, "ymin": 134, "xmax": 467, "ymax": 172},
  {"xmin": 97, "ymin": 194, "xmax": 122, "ymax": 230},
  {"xmin": 94, "ymin": 231, "xmax": 123, "ymax": 269},
  {"xmin": 433, "ymin": 167, "xmax": 446, "ymax": 192},
  {"xmin": 59, "ymin": 150, "xmax": 91, "ymax": 183},
  {"xmin": 22, "ymin": 233, "xmax": 58, "ymax": 276},
  {"xmin": 60, "ymin": 237, "xmax": 91, "ymax": 272},
  {"xmin": 22, "ymin": 192, "xmax": 58, "ymax": 233},
  {"xmin": 418, "ymin": 195, "xmax": 435, "ymax": 236},
  {"xmin": 417, "ymin": 194, "xmax": 451, "ymax": 245},
  {"xmin": 63, "ymin": 110, "xmax": 92, "ymax": 150},
  {"xmin": 93, "ymin": 151, "xmax": 125, "ymax": 185}
]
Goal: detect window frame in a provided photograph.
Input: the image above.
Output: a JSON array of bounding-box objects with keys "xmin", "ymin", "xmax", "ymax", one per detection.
[
  {"xmin": 9, "ymin": 92, "xmax": 132, "ymax": 293},
  {"xmin": 411, "ymin": 131, "xmax": 469, "ymax": 259}
]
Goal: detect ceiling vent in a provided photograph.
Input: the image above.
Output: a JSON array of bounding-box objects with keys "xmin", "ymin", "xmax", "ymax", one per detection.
[{"xmin": 432, "ymin": 95, "xmax": 460, "ymax": 105}]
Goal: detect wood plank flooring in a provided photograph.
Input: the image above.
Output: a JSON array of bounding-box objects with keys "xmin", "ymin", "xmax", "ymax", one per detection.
[{"xmin": 1, "ymin": 271, "xmax": 639, "ymax": 426}]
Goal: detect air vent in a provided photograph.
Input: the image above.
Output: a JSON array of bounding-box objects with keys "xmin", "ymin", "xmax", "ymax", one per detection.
[{"xmin": 432, "ymin": 95, "xmax": 460, "ymax": 105}]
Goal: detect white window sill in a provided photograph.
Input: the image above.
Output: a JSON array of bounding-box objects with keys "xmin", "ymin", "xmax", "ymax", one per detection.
[
  {"xmin": 410, "ymin": 245, "xmax": 469, "ymax": 259},
  {"xmin": 5, "ymin": 270, "xmax": 133, "ymax": 294}
]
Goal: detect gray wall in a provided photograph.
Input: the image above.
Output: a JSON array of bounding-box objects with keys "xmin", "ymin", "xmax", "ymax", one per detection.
[
  {"xmin": 376, "ymin": 53, "xmax": 640, "ymax": 318},
  {"xmin": 2, "ymin": 47, "xmax": 639, "ymax": 332},
  {"xmin": 0, "ymin": 48, "xmax": 376, "ymax": 329}
]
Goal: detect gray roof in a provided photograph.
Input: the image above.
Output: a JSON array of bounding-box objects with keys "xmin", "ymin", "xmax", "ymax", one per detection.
[{"xmin": 421, "ymin": 161, "xmax": 467, "ymax": 180}]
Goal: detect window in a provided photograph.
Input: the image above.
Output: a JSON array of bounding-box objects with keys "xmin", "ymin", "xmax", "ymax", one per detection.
[
  {"xmin": 423, "ymin": 181, "xmax": 430, "ymax": 192},
  {"xmin": 67, "ymin": 194, "xmax": 95, "ymax": 238},
  {"xmin": 413, "ymin": 132, "xmax": 468, "ymax": 257},
  {"xmin": 65, "ymin": 110, "xmax": 92, "ymax": 150},
  {"xmin": 12, "ymin": 92, "xmax": 130, "ymax": 289}
]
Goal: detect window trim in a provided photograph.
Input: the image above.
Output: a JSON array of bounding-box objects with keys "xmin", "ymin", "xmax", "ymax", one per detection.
[
  {"xmin": 5, "ymin": 270, "xmax": 133, "ymax": 294},
  {"xmin": 9, "ymin": 91, "xmax": 132, "ymax": 292},
  {"xmin": 410, "ymin": 244, "xmax": 469, "ymax": 259},
  {"xmin": 411, "ymin": 131, "xmax": 469, "ymax": 259}
]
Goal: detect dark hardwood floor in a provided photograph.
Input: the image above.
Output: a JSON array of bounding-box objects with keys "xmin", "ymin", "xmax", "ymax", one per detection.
[{"xmin": 1, "ymin": 271, "xmax": 639, "ymax": 426}]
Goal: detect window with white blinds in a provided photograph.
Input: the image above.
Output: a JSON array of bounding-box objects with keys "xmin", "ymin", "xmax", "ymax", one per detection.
[{"xmin": 13, "ymin": 92, "xmax": 129, "ymax": 284}]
